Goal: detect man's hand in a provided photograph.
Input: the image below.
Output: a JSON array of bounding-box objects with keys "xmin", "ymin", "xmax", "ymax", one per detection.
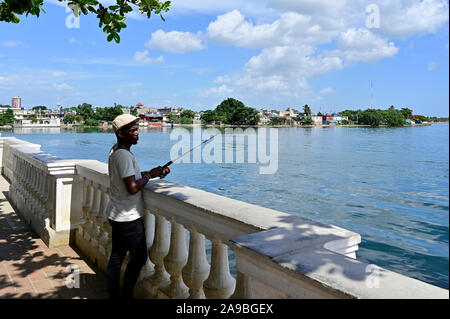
[{"xmin": 147, "ymin": 166, "xmax": 164, "ymax": 179}]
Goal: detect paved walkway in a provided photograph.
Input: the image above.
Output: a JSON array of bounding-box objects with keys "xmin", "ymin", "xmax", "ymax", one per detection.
[{"xmin": 0, "ymin": 175, "xmax": 108, "ymax": 299}]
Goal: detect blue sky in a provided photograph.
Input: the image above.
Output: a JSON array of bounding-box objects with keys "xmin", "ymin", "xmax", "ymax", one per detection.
[{"xmin": 0, "ymin": 0, "xmax": 448, "ymax": 116}]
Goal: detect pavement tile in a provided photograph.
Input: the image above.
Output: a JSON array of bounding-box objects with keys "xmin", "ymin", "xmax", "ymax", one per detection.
[
  {"xmin": 0, "ymin": 175, "xmax": 108, "ymax": 299},
  {"xmin": 31, "ymin": 279, "xmax": 55, "ymax": 295},
  {"xmin": 28, "ymin": 269, "xmax": 48, "ymax": 282}
]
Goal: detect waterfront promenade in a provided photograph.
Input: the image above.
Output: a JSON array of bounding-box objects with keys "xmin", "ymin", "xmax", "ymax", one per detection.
[{"xmin": 0, "ymin": 174, "xmax": 107, "ymax": 299}]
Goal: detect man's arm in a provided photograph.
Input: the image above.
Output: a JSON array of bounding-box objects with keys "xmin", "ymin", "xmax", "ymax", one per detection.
[{"xmin": 123, "ymin": 166, "xmax": 163, "ymax": 195}]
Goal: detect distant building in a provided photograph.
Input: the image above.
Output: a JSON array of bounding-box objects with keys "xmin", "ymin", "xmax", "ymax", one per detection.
[
  {"xmin": 158, "ymin": 107, "xmax": 182, "ymax": 115},
  {"xmin": 12, "ymin": 96, "xmax": 21, "ymax": 109},
  {"xmin": 322, "ymin": 114, "xmax": 348, "ymax": 125},
  {"xmin": 311, "ymin": 115, "xmax": 323, "ymax": 125}
]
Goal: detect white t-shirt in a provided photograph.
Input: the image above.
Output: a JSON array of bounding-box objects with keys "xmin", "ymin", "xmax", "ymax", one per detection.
[{"xmin": 107, "ymin": 145, "xmax": 144, "ymax": 222}]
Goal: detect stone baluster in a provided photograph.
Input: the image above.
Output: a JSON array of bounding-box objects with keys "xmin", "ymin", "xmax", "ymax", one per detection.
[
  {"xmin": 25, "ymin": 163, "xmax": 34, "ymax": 218},
  {"xmin": 163, "ymin": 218, "xmax": 189, "ymax": 299},
  {"xmin": 182, "ymin": 226, "xmax": 210, "ymax": 299},
  {"xmin": 36, "ymin": 170, "xmax": 47, "ymax": 221},
  {"xmin": 203, "ymin": 238, "xmax": 236, "ymax": 299},
  {"xmin": 141, "ymin": 209, "xmax": 155, "ymax": 278},
  {"xmin": 148, "ymin": 213, "xmax": 170, "ymax": 294},
  {"xmin": 82, "ymin": 181, "xmax": 95, "ymax": 242},
  {"xmin": 31, "ymin": 166, "xmax": 37, "ymax": 194},
  {"xmin": 97, "ymin": 191, "xmax": 111, "ymax": 271},
  {"xmin": 89, "ymin": 184, "xmax": 102, "ymax": 261},
  {"xmin": 42, "ymin": 175, "xmax": 51, "ymax": 219},
  {"xmin": 30, "ymin": 166, "xmax": 39, "ymax": 218}
]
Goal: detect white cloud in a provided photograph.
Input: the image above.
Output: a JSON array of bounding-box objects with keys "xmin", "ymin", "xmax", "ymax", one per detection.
[
  {"xmin": 333, "ymin": 28, "xmax": 399, "ymax": 63},
  {"xmin": 200, "ymin": 85, "xmax": 233, "ymax": 98},
  {"xmin": 214, "ymin": 75, "xmax": 232, "ymax": 84},
  {"xmin": 168, "ymin": 0, "xmax": 278, "ymax": 20},
  {"xmin": 428, "ymin": 61, "xmax": 438, "ymax": 71},
  {"xmin": 53, "ymin": 82, "xmax": 74, "ymax": 91},
  {"xmin": 375, "ymin": 0, "xmax": 449, "ymax": 39},
  {"xmin": 146, "ymin": 29, "xmax": 206, "ymax": 53},
  {"xmin": 126, "ymin": 82, "xmax": 143, "ymax": 88},
  {"xmin": 268, "ymin": 0, "xmax": 350, "ymax": 16},
  {"xmin": 206, "ymin": 10, "xmax": 338, "ymax": 49},
  {"xmin": 2, "ymin": 41, "xmax": 21, "ymax": 48},
  {"xmin": 245, "ymin": 45, "xmax": 343, "ymax": 78},
  {"xmin": 51, "ymin": 71, "xmax": 69, "ymax": 77},
  {"xmin": 211, "ymin": 44, "xmax": 342, "ymax": 95},
  {"xmin": 133, "ymin": 50, "xmax": 164, "ymax": 64},
  {"xmin": 320, "ymin": 87, "xmax": 335, "ymax": 95}
]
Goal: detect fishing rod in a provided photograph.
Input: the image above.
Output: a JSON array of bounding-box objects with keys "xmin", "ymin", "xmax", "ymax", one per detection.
[{"xmin": 158, "ymin": 133, "xmax": 220, "ymax": 178}]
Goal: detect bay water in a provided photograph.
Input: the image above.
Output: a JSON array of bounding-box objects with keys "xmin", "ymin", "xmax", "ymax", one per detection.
[{"xmin": 2, "ymin": 124, "xmax": 448, "ymax": 289}]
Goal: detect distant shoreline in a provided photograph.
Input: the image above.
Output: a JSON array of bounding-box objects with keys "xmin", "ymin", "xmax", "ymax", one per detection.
[{"xmin": 0, "ymin": 122, "xmax": 447, "ymax": 131}]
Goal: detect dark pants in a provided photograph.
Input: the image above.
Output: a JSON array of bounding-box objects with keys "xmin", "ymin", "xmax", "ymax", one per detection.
[{"xmin": 106, "ymin": 217, "xmax": 147, "ymax": 299}]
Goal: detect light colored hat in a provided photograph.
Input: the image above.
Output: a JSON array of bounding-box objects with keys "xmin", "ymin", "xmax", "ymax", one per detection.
[{"xmin": 112, "ymin": 114, "xmax": 139, "ymax": 132}]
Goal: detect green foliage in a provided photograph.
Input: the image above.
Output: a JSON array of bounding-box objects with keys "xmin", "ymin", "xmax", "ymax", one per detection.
[
  {"xmin": 28, "ymin": 115, "xmax": 38, "ymax": 123},
  {"xmin": 60, "ymin": 103, "xmax": 123, "ymax": 125},
  {"xmin": 180, "ymin": 109, "xmax": 195, "ymax": 119},
  {"xmin": 215, "ymin": 98, "xmax": 260, "ymax": 125},
  {"xmin": 0, "ymin": 108, "xmax": 14, "ymax": 125},
  {"xmin": 427, "ymin": 116, "xmax": 448, "ymax": 122},
  {"xmin": 84, "ymin": 117, "xmax": 99, "ymax": 126},
  {"xmin": 167, "ymin": 113, "xmax": 179, "ymax": 122},
  {"xmin": 200, "ymin": 110, "xmax": 217, "ymax": 123},
  {"xmin": 400, "ymin": 107, "xmax": 413, "ymax": 119},
  {"xmin": 180, "ymin": 117, "xmax": 193, "ymax": 124},
  {"xmin": 384, "ymin": 108, "xmax": 406, "ymax": 127},
  {"xmin": 64, "ymin": 114, "xmax": 75, "ymax": 124},
  {"xmin": 270, "ymin": 117, "xmax": 284, "ymax": 125},
  {"xmin": 301, "ymin": 118, "xmax": 313, "ymax": 125},
  {"xmin": 96, "ymin": 105, "xmax": 123, "ymax": 121},
  {"xmin": 0, "ymin": 0, "xmax": 171, "ymax": 43},
  {"xmin": 32, "ymin": 105, "xmax": 47, "ymax": 111},
  {"xmin": 411, "ymin": 114, "xmax": 429, "ymax": 123},
  {"xmin": 77, "ymin": 102, "xmax": 95, "ymax": 120},
  {"xmin": 341, "ymin": 106, "xmax": 411, "ymax": 127},
  {"xmin": 359, "ymin": 109, "xmax": 384, "ymax": 127},
  {"xmin": 340, "ymin": 109, "xmax": 362, "ymax": 122},
  {"xmin": 303, "ymin": 104, "xmax": 312, "ymax": 116}
]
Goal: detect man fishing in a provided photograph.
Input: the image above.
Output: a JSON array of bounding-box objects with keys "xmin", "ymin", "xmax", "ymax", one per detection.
[{"xmin": 106, "ymin": 114, "xmax": 169, "ymax": 299}]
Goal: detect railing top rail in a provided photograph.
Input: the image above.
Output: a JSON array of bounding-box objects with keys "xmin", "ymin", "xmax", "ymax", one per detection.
[{"xmin": 2, "ymin": 137, "xmax": 76, "ymax": 174}]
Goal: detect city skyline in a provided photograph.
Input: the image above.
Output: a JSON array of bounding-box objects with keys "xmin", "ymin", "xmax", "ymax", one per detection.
[{"xmin": 0, "ymin": 0, "xmax": 449, "ymax": 117}]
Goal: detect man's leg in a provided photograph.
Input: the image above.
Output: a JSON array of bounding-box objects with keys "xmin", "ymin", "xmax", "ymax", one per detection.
[
  {"xmin": 106, "ymin": 219, "xmax": 128, "ymax": 299},
  {"xmin": 122, "ymin": 218, "xmax": 148, "ymax": 299}
]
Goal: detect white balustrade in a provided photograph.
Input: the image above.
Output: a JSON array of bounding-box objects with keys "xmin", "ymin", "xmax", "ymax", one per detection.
[{"xmin": 1, "ymin": 136, "xmax": 448, "ymax": 299}]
